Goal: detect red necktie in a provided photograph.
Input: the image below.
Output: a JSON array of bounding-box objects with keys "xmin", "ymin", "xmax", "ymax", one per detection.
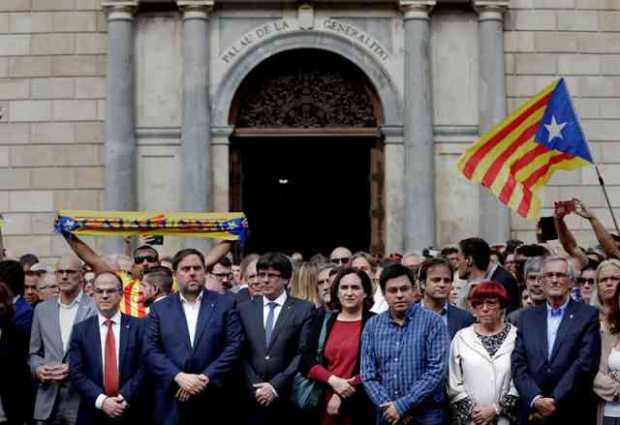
[{"xmin": 104, "ymin": 319, "xmax": 119, "ymax": 396}]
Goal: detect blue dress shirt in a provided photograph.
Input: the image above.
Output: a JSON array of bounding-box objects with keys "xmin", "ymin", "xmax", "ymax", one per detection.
[{"xmin": 547, "ymin": 298, "xmax": 570, "ymax": 359}]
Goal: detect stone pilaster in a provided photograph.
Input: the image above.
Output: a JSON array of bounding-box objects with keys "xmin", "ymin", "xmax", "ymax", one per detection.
[
  {"xmin": 178, "ymin": 1, "xmax": 214, "ymax": 252},
  {"xmin": 102, "ymin": 1, "xmax": 138, "ymax": 254},
  {"xmin": 400, "ymin": 0, "xmax": 436, "ymax": 251},
  {"xmin": 474, "ymin": 0, "xmax": 510, "ymax": 244}
]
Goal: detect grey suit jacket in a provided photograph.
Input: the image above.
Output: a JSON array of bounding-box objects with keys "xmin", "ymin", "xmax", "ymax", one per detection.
[{"xmin": 29, "ymin": 293, "xmax": 96, "ymax": 421}]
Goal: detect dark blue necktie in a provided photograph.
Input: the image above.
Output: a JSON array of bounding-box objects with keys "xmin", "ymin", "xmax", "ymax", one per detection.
[
  {"xmin": 550, "ymin": 308, "xmax": 562, "ymax": 317},
  {"xmin": 265, "ymin": 302, "xmax": 277, "ymax": 346}
]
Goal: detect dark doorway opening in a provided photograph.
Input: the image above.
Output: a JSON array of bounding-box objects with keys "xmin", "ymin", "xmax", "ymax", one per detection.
[{"xmin": 233, "ymin": 138, "xmax": 372, "ymax": 257}]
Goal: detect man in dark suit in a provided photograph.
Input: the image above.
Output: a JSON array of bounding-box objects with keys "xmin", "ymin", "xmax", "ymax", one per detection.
[
  {"xmin": 69, "ymin": 272, "xmax": 145, "ymax": 425},
  {"xmin": 238, "ymin": 252, "xmax": 314, "ymax": 425},
  {"xmin": 418, "ymin": 257, "xmax": 474, "ymax": 340},
  {"xmin": 143, "ymin": 248, "xmax": 243, "ymax": 425},
  {"xmin": 0, "ymin": 259, "xmax": 33, "ymax": 336},
  {"xmin": 511, "ymin": 256, "xmax": 601, "ymax": 425},
  {"xmin": 458, "ymin": 237, "xmax": 521, "ymax": 313}
]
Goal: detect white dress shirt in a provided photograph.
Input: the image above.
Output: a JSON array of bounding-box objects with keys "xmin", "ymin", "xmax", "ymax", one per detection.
[
  {"xmin": 95, "ymin": 310, "xmax": 122, "ymax": 410},
  {"xmin": 181, "ymin": 291, "xmax": 203, "ymax": 347},
  {"xmin": 262, "ymin": 290, "xmax": 287, "ymax": 329},
  {"xmin": 58, "ymin": 292, "xmax": 82, "ymax": 352}
]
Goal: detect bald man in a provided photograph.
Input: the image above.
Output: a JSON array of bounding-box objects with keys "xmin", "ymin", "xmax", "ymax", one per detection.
[
  {"xmin": 329, "ymin": 246, "xmax": 352, "ymax": 266},
  {"xmin": 30, "ymin": 256, "xmax": 97, "ymax": 425}
]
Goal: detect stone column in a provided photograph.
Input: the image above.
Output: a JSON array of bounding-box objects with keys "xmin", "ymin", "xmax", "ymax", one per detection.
[
  {"xmin": 178, "ymin": 1, "xmax": 214, "ymax": 251},
  {"xmin": 400, "ymin": 1, "xmax": 436, "ymax": 252},
  {"xmin": 475, "ymin": 0, "xmax": 510, "ymax": 244},
  {"xmin": 102, "ymin": 1, "xmax": 138, "ymax": 254}
]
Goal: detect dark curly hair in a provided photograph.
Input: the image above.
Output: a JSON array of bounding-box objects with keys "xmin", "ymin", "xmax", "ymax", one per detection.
[{"xmin": 328, "ymin": 267, "xmax": 374, "ymax": 312}]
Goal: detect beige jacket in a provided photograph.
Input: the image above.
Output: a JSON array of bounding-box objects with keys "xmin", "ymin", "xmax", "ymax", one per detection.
[{"xmin": 594, "ymin": 324, "xmax": 620, "ymax": 425}]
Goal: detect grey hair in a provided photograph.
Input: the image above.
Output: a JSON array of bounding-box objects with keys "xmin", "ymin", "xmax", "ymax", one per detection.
[
  {"xmin": 542, "ymin": 256, "xmax": 577, "ymax": 282},
  {"xmin": 591, "ymin": 259, "xmax": 620, "ymax": 308},
  {"xmin": 524, "ymin": 256, "xmax": 544, "ymax": 278}
]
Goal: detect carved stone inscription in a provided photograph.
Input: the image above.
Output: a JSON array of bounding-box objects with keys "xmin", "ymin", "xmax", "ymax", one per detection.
[
  {"xmin": 321, "ymin": 19, "xmax": 389, "ymax": 62},
  {"xmin": 221, "ymin": 20, "xmax": 293, "ymax": 64}
]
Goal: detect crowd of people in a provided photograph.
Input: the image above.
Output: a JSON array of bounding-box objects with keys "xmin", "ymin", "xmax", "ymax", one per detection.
[{"xmin": 0, "ymin": 198, "xmax": 620, "ymax": 425}]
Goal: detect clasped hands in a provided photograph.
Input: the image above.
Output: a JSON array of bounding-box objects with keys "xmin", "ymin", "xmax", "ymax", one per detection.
[
  {"xmin": 471, "ymin": 404, "xmax": 498, "ymax": 425},
  {"xmin": 533, "ymin": 397, "xmax": 557, "ymax": 419},
  {"xmin": 174, "ymin": 372, "xmax": 209, "ymax": 402},
  {"xmin": 102, "ymin": 395, "xmax": 127, "ymax": 418},
  {"xmin": 253, "ymin": 382, "xmax": 277, "ymax": 406},
  {"xmin": 36, "ymin": 363, "xmax": 70, "ymax": 384}
]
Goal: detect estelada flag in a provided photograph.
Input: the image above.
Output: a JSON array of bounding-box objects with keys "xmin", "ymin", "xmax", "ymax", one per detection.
[{"xmin": 457, "ymin": 78, "xmax": 593, "ymax": 220}]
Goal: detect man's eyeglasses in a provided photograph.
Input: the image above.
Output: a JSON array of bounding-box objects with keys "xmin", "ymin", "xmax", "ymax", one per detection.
[
  {"xmin": 331, "ymin": 257, "xmax": 350, "ymax": 265},
  {"xmin": 135, "ymin": 256, "xmax": 158, "ymax": 264},
  {"xmin": 258, "ymin": 272, "xmax": 282, "ymax": 280},
  {"xmin": 576, "ymin": 277, "xmax": 595, "ymax": 286},
  {"xmin": 542, "ymin": 272, "xmax": 569, "ymax": 280},
  {"xmin": 94, "ymin": 288, "xmax": 120, "ymax": 295}
]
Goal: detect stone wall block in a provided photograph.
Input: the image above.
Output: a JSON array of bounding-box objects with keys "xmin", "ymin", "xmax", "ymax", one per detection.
[
  {"xmin": 52, "ymin": 12, "xmax": 97, "ymax": 32},
  {"xmin": 9, "ymin": 190, "xmax": 53, "ymax": 212},
  {"xmin": 9, "ymin": 12, "xmax": 53, "ymax": 33},
  {"xmin": 53, "ymin": 189, "xmax": 100, "ymax": 209},
  {"xmin": 0, "ymin": 146, "xmax": 8, "ymax": 167},
  {"xmin": 9, "ymin": 100, "xmax": 51, "ymax": 122},
  {"xmin": 1, "ymin": 213, "xmax": 32, "ymax": 235},
  {"xmin": 0, "ymin": 14, "xmax": 9, "ymax": 32},
  {"xmin": 10, "ymin": 145, "xmax": 54, "ymax": 166},
  {"xmin": 31, "ymin": 78, "xmax": 75, "ymax": 99},
  {"xmin": 597, "ymin": 99, "xmax": 620, "ymax": 118},
  {"xmin": 579, "ymin": 76, "xmax": 620, "ymax": 97},
  {"xmin": 75, "ymin": 77, "xmax": 105, "ymax": 98},
  {"xmin": 76, "ymin": 33, "xmax": 106, "ymax": 54},
  {"xmin": 0, "ymin": 0, "xmax": 31, "ymax": 12},
  {"xmin": 576, "ymin": 0, "xmax": 620, "ymax": 10},
  {"xmin": 31, "ymin": 213, "xmax": 56, "ymax": 234},
  {"xmin": 557, "ymin": 54, "xmax": 600, "ymax": 74},
  {"xmin": 31, "ymin": 167, "xmax": 76, "ymax": 189},
  {"xmin": 506, "ymin": 10, "xmax": 556, "ymax": 31},
  {"xmin": 556, "ymin": 11, "xmax": 599, "ymax": 31},
  {"xmin": 0, "ymin": 79, "xmax": 30, "ymax": 99},
  {"xmin": 0, "ymin": 168, "xmax": 30, "ymax": 189},
  {"xmin": 504, "ymin": 31, "xmax": 535, "ymax": 52},
  {"xmin": 534, "ymin": 0, "xmax": 576, "ymax": 8},
  {"xmin": 52, "ymin": 55, "xmax": 102, "ymax": 77},
  {"xmin": 31, "ymin": 122, "xmax": 75, "ymax": 143},
  {"xmin": 53, "ymin": 145, "xmax": 100, "ymax": 166},
  {"xmin": 0, "ymin": 34, "xmax": 30, "ymax": 56},
  {"xmin": 0, "ymin": 58, "xmax": 7, "ymax": 78},
  {"xmin": 74, "ymin": 122, "xmax": 103, "ymax": 143},
  {"xmin": 0, "ymin": 123, "xmax": 29, "ymax": 143},
  {"xmin": 578, "ymin": 33, "xmax": 620, "ymax": 53},
  {"xmin": 9, "ymin": 56, "xmax": 51, "ymax": 77},
  {"xmin": 534, "ymin": 32, "xmax": 578, "ymax": 52},
  {"xmin": 31, "ymin": 33, "xmax": 75, "ymax": 55},
  {"xmin": 0, "ymin": 192, "xmax": 8, "ymax": 211},
  {"xmin": 5, "ymin": 235, "xmax": 52, "ymax": 257},
  {"xmin": 601, "ymin": 56, "xmax": 620, "ymax": 74},
  {"xmin": 514, "ymin": 53, "xmax": 557, "ymax": 74},
  {"xmin": 581, "ymin": 119, "xmax": 620, "ymax": 141},
  {"xmin": 600, "ymin": 12, "xmax": 620, "ymax": 31},
  {"xmin": 573, "ymin": 98, "xmax": 600, "ymax": 118},
  {"xmin": 547, "ymin": 168, "xmax": 582, "ymax": 185},
  {"xmin": 52, "ymin": 99, "xmax": 97, "ymax": 121},
  {"xmin": 74, "ymin": 166, "xmax": 103, "ymax": 188}
]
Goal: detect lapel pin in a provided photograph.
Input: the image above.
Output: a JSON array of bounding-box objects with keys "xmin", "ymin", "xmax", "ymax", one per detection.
[{"xmin": 569, "ymin": 314, "xmax": 574, "ymax": 319}]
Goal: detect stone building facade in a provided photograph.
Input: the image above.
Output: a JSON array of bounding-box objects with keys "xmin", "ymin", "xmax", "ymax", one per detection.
[{"xmin": 0, "ymin": 0, "xmax": 618, "ymax": 260}]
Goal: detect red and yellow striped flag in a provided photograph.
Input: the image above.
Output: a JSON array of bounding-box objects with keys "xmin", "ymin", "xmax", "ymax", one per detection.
[{"xmin": 457, "ymin": 79, "xmax": 592, "ymax": 220}]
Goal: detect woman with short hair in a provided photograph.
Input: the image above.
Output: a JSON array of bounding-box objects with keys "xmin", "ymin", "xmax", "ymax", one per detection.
[{"xmin": 448, "ymin": 281, "xmax": 519, "ymax": 425}]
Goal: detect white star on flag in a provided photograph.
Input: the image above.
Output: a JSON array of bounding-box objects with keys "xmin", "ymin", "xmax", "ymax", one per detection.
[{"xmin": 544, "ymin": 115, "xmax": 567, "ymax": 142}]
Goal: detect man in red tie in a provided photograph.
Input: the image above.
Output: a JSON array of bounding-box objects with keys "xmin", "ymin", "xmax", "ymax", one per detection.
[{"xmin": 68, "ymin": 272, "xmax": 146, "ymax": 425}]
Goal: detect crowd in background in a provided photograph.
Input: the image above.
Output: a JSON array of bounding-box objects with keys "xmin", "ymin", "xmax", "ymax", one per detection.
[{"xmin": 0, "ymin": 198, "xmax": 620, "ymax": 425}]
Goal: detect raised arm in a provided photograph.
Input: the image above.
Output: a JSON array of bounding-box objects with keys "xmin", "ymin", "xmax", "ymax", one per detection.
[
  {"xmin": 204, "ymin": 241, "xmax": 235, "ymax": 269},
  {"xmin": 574, "ymin": 199, "xmax": 620, "ymax": 259},
  {"xmin": 63, "ymin": 233, "xmax": 114, "ymax": 274},
  {"xmin": 554, "ymin": 212, "xmax": 589, "ymax": 269}
]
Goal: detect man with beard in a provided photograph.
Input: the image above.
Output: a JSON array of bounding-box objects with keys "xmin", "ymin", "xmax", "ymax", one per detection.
[{"xmin": 142, "ymin": 267, "xmax": 174, "ymax": 306}]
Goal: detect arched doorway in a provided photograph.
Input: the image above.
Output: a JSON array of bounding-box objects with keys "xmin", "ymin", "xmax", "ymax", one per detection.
[{"xmin": 229, "ymin": 49, "xmax": 384, "ymax": 257}]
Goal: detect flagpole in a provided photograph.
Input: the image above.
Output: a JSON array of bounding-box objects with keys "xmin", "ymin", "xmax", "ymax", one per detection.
[{"xmin": 595, "ymin": 165, "xmax": 620, "ymax": 235}]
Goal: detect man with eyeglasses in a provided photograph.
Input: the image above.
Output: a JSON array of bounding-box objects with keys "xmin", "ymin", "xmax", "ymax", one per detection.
[
  {"xmin": 63, "ymin": 233, "xmax": 233, "ymax": 317},
  {"xmin": 30, "ymin": 256, "xmax": 96, "ymax": 425},
  {"xmin": 37, "ymin": 272, "xmax": 60, "ymax": 302},
  {"xmin": 512, "ymin": 256, "xmax": 601, "ymax": 425},
  {"xmin": 507, "ymin": 256, "xmax": 547, "ymax": 326},
  {"xmin": 235, "ymin": 254, "xmax": 260, "ymax": 303},
  {"xmin": 237, "ymin": 252, "xmax": 314, "ymax": 425},
  {"xmin": 206, "ymin": 257, "xmax": 234, "ymax": 294},
  {"xmin": 68, "ymin": 272, "xmax": 145, "ymax": 425},
  {"xmin": 329, "ymin": 246, "xmax": 352, "ymax": 266},
  {"xmin": 576, "ymin": 265, "xmax": 596, "ymax": 305}
]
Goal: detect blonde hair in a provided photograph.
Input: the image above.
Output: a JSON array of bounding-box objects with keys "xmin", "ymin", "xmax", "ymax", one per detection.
[
  {"xmin": 591, "ymin": 259, "xmax": 620, "ymax": 308},
  {"xmin": 289, "ymin": 262, "xmax": 320, "ymax": 306}
]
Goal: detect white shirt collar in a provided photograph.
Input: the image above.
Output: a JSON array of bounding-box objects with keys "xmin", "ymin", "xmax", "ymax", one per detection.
[
  {"xmin": 98, "ymin": 310, "xmax": 122, "ymax": 327},
  {"xmin": 180, "ymin": 290, "xmax": 203, "ymax": 305},
  {"xmin": 58, "ymin": 291, "xmax": 83, "ymax": 308},
  {"xmin": 263, "ymin": 290, "xmax": 287, "ymax": 307}
]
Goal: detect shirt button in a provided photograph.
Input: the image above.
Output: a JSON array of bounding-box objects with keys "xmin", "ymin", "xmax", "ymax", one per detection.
[
  {"xmin": 394, "ymin": 358, "xmax": 398, "ymax": 362},
  {"xmin": 265, "ymin": 355, "xmax": 270, "ymax": 360}
]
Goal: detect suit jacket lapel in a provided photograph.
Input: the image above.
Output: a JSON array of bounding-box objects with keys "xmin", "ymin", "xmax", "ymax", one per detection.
[
  {"xmin": 535, "ymin": 305, "xmax": 549, "ymax": 361},
  {"xmin": 91, "ymin": 317, "xmax": 103, "ymax": 386},
  {"xmin": 50, "ymin": 301, "xmax": 64, "ymax": 357},
  {"xmin": 550, "ymin": 299, "xmax": 576, "ymax": 361},
  {"xmin": 173, "ymin": 294, "xmax": 192, "ymax": 352},
  {"xmin": 192, "ymin": 292, "xmax": 215, "ymax": 351},
  {"xmin": 267, "ymin": 297, "xmax": 294, "ymax": 352},
  {"xmin": 119, "ymin": 314, "xmax": 130, "ymax": 381}
]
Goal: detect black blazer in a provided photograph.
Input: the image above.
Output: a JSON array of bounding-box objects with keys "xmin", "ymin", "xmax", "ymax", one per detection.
[
  {"xmin": 490, "ymin": 265, "xmax": 521, "ymax": 313},
  {"xmin": 447, "ymin": 304, "xmax": 474, "ymax": 340},
  {"xmin": 302, "ymin": 308, "xmax": 376, "ymax": 425},
  {"xmin": 238, "ymin": 295, "xmax": 314, "ymax": 399},
  {"xmin": 0, "ymin": 322, "xmax": 31, "ymax": 425},
  {"xmin": 69, "ymin": 314, "xmax": 146, "ymax": 425},
  {"xmin": 511, "ymin": 299, "xmax": 600, "ymax": 424}
]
